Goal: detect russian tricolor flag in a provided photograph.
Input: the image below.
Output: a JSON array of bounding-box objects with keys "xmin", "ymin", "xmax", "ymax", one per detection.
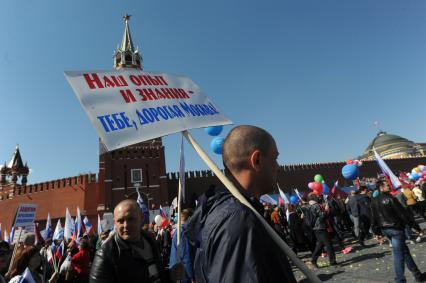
[
  {"xmin": 159, "ymin": 206, "xmax": 170, "ymax": 227},
  {"xmin": 373, "ymin": 149, "xmax": 401, "ymax": 190}
]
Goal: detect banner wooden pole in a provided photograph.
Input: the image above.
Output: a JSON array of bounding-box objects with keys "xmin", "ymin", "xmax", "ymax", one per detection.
[
  {"xmin": 182, "ymin": 130, "xmax": 321, "ymax": 283},
  {"xmin": 176, "ymin": 175, "xmax": 182, "ymax": 262},
  {"xmin": 7, "ymin": 228, "xmax": 22, "ymax": 274}
]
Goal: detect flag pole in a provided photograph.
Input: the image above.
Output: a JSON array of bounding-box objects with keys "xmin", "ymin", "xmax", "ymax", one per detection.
[
  {"xmin": 7, "ymin": 228, "xmax": 22, "ymax": 275},
  {"xmin": 182, "ymin": 130, "xmax": 321, "ymax": 283},
  {"xmin": 176, "ymin": 174, "xmax": 182, "ymax": 262},
  {"xmin": 176, "ymin": 133, "xmax": 184, "ymax": 264}
]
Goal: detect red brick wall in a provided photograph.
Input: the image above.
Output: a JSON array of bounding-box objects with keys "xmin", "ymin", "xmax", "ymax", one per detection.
[
  {"xmin": 0, "ymin": 174, "xmax": 99, "ymax": 231},
  {"xmin": 167, "ymin": 157, "xmax": 426, "ymax": 204},
  {"xmin": 100, "ymin": 142, "xmax": 169, "ymax": 212}
]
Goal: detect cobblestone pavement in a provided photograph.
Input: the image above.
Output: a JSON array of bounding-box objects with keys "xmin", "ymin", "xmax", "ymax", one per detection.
[{"xmin": 293, "ymin": 219, "xmax": 426, "ymax": 282}]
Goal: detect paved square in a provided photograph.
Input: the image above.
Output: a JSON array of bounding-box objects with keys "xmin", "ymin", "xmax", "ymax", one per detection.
[{"xmin": 293, "ymin": 219, "xmax": 426, "ymax": 282}]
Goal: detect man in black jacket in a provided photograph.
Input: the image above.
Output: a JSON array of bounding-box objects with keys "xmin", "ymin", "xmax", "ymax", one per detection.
[
  {"xmin": 90, "ymin": 199, "xmax": 181, "ymax": 283},
  {"xmin": 186, "ymin": 125, "xmax": 297, "ymax": 283},
  {"xmin": 371, "ymin": 180, "xmax": 425, "ymax": 283},
  {"xmin": 347, "ymin": 190, "xmax": 361, "ymax": 240},
  {"xmin": 306, "ymin": 193, "xmax": 336, "ymax": 267},
  {"xmin": 356, "ymin": 186, "xmax": 372, "ymax": 246}
]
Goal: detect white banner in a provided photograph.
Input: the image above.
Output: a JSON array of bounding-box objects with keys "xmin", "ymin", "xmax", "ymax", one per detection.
[
  {"xmin": 65, "ymin": 69, "xmax": 232, "ymax": 151},
  {"xmin": 13, "ymin": 204, "xmax": 37, "ymax": 228}
]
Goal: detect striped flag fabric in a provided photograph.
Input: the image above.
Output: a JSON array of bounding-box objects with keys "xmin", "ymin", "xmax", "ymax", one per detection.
[
  {"xmin": 277, "ymin": 183, "xmax": 289, "ymax": 206},
  {"xmin": 159, "ymin": 206, "xmax": 170, "ymax": 227},
  {"xmin": 4, "ymin": 228, "xmax": 9, "ymax": 244},
  {"xmin": 52, "ymin": 219, "xmax": 64, "ymax": 241},
  {"xmin": 34, "ymin": 223, "xmax": 45, "ymax": 246},
  {"xmin": 19, "ymin": 267, "xmax": 36, "ymax": 283},
  {"xmin": 64, "ymin": 208, "xmax": 74, "ymax": 240},
  {"xmin": 373, "ymin": 149, "xmax": 401, "ymax": 189},
  {"xmin": 9, "ymin": 227, "xmax": 15, "ymax": 244},
  {"xmin": 83, "ymin": 216, "xmax": 94, "ymax": 235},
  {"xmin": 159, "ymin": 205, "xmax": 168, "ymax": 219},
  {"xmin": 47, "ymin": 243, "xmax": 57, "ymax": 266},
  {"xmin": 97, "ymin": 214, "xmax": 103, "ymax": 235},
  {"xmin": 294, "ymin": 188, "xmax": 303, "ymax": 200},
  {"xmin": 55, "ymin": 241, "xmax": 65, "ymax": 262},
  {"xmin": 73, "ymin": 207, "xmax": 86, "ymax": 240},
  {"xmin": 46, "ymin": 213, "xmax": 53, "ymax": 239},
  {"xmin": 137, "ymin": 191, "xmax": 150, "ymax": 225}
]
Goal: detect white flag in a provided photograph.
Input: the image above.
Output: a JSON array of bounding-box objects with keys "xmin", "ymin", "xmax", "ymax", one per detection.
[
  {"xmin": 64, "ymin": 208, "xmax": 74, "ymax": 240},
  {"xmin": 373, "ymin": 148, "xmax": 401, "ymax": 189}
]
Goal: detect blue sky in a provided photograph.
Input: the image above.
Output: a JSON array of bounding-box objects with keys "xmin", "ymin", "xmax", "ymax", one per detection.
[{"xmin": 1, "ymin": 0, "xmax": 425, "ymax": 184}]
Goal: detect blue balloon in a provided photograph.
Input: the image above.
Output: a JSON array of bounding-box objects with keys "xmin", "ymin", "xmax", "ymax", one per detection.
[
  {"xmin": 290, "ymin": 195, "xmax": 299, "ymax": 205},
  {"xmin": 210, "ymin": 136, "xmax": 225, "ymax": 155},
  {"xmin": 411, "ymin": 173, "xmax": 420, "ymax": 180},
  {"xmin": 323, "ymin": 183, "xmax": 330, "ymax": 195},
  {"xmin": 205, "ymin": 126, "xmax": 223, "ymax": 136},
  {"xmin": 372, "ymin": 190, "xmax": 380, "ymax": 198},
  {"xmin": 342, "ymin": 164, "xmax": 359, "ymax": 180}
]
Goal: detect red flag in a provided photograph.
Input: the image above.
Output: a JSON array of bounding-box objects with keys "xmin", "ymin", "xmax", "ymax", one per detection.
[
  {"xmin": 55, "ymin": 241, "xmax": 65, "ymax": 262},
  {"xmin": 34, "ymin": 223, "xmax": 45, "ymax": 246}
]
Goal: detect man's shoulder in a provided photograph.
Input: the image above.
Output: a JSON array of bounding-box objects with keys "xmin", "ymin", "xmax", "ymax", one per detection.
[
  {"xmin": 202, "ymin": 194, "xmax": 260, "ymax": 237},
  {"xmin": 209, "ymin": 193, "xmax": 255, "ymax": 220},
  {"xmin": 97, "ymin": 234, "xmax": 119, "ymax": 258}
]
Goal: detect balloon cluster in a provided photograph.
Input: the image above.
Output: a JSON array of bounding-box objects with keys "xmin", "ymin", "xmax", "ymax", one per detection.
[
  {"xmin": 342, "ymin": 159, "xmax": 362, "ymax": 180},
  {"xmin": 205, "ymin": 126, "xmax": 224, "ymax": 154},
  {"xmin": 308, "ymin": 174, "xmax": 325, "ymax": 196},
  {"xmin": 407, "ymin": 165, "xmax": 426, "ymax": 181}
]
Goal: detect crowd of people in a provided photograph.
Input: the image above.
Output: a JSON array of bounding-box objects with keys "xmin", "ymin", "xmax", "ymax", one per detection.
[
  {"xmin": 0, "ymin": 125, "xmax": 425, "ymax": 283},
  {"xmin": 264, "ymin": 180, "xmax": 426, "ymax": 282}
]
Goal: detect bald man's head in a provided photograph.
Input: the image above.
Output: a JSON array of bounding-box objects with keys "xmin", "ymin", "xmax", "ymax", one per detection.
[
  {"xmin": 114, "ymin": 199, "xmax": 141, "ymax": 217},
  {"xmin": 222, "ymin": 125, "xmax": 275, "ymax": 173},
  {"xmin": 114, "ymin": 199, "xmax": 142, "ymax": 242}
]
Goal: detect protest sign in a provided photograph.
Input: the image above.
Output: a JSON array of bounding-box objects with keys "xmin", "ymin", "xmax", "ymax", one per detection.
[
  {"xmin": 65, "ymin": 69, "xmax": 319, "ymax": 282},
  {"xmin": 65, "ymin": 69, "xmax": 232, "ymax": 151},
  {"xmin": 13, "ymin": 204, "xmax": 37, "ymax": 228},
  {"xmin": 101, "ymin": 212, "xmax": 114, "ymax": 231}
]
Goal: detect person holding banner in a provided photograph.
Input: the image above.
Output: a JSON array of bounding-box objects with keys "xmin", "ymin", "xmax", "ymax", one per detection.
[
  {"xmin": 186, "ymin": 125, "xmax": 297, "ymax": 282},
  {"xmin": 169, "ymin": 209, "xmax": 194, "ymax": 283},
  {"xmin": 90, "ymin": 199, "xmax": 183, "ymax": 283}
]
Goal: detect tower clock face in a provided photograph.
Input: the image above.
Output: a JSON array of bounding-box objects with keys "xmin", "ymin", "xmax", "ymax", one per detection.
[{"xmin": 131, "ymin": 168, "xmax": 143, "ymax": 183}]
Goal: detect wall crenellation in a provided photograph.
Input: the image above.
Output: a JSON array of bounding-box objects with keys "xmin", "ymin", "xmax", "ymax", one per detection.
[
  {"xmin": 167, "ymin": 169, "xmax": 227, "ymax": 181},
  {"xmin": 167, "ymin": 158, "xmax": 415, "ymax": 178},
  {"xmin": 111, "ymin": 145, "xmax": 163, "ymax": 160},
  {"xmin": 0, "ymin": 174, "xmax": 96, "ymax": 201}
]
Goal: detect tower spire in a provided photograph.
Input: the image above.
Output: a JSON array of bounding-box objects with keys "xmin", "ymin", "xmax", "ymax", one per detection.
[
  {"xmin": 8, "ymin": 144, "xmax": 24, "ymax": 169},
  {"xmin": 114, "ymin": 14, "xmax": 142, "ymax": 70},
  {"xmin": 120, "ymin": 15, "xmax": 135, "ymax": 52}
]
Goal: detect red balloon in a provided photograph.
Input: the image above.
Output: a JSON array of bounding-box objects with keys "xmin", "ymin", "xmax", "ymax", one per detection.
[
  {"xmin": 346, "ymin": 160, "xmax": 354, "ymax": 164},
  {"xmin": 312, "ymin": 182, "xmax": 323, "ymax": 194}
]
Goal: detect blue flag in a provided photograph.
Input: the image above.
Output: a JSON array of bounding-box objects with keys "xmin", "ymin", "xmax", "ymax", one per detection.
[
  {"xmin": 137, "ymin": 191, "xmax": 150, "ymax": 225},
  {"xmin": 19, "ymin": 267, "xmax": 36, "ymax": 283}
]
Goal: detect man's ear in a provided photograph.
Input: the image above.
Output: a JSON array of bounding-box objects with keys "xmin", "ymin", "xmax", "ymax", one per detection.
[{"xmin": 250, "ymin": 150, "xmax": 262, "ymax": 171}]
